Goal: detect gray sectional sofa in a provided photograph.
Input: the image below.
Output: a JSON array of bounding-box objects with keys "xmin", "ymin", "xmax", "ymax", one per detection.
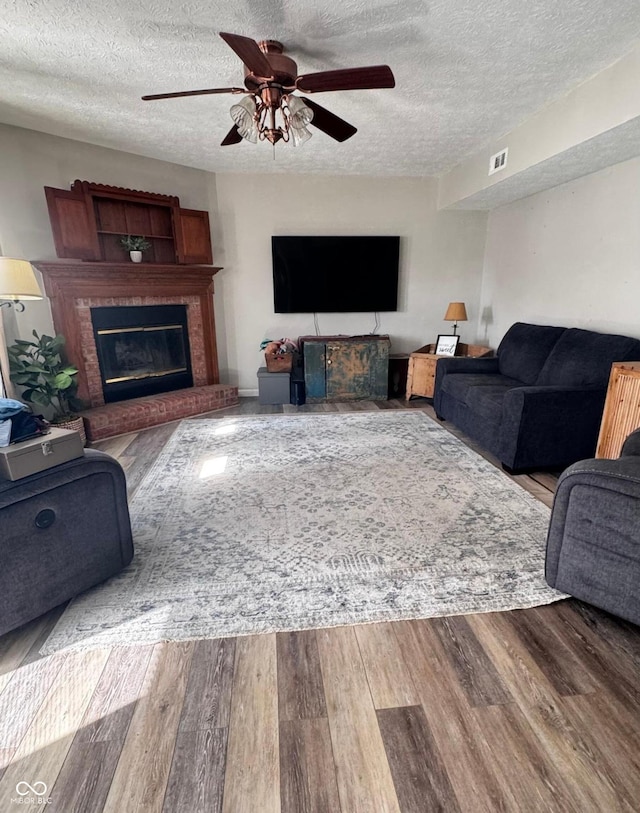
[{"xmin": 433, "ymin": 322, "xmax": 640, "ymax": 472}]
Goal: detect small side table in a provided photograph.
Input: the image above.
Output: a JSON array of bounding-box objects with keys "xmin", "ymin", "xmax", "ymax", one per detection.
[{"xmin": 405, "ymin": 343, "xmax": 492, "ymax": 400}]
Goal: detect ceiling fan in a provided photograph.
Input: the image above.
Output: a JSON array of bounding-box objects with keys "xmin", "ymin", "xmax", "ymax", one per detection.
[{"xmin": 142, "ymin": 32, "xmax": 395, "ymax": 148}]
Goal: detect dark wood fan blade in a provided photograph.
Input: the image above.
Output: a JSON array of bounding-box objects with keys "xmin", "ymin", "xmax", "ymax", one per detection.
[
  {"xmin": 300, "ymin": 98, "xmax": 357, "ymax": 142},
  {"xmin": 219, "ymin": 32, "xmax": 273, "ymax": 78},
  {"xmin": 221, "ymin": 125, "xmax": 243, "ymax": 146},
  {"xmin": 142, "ymin": 87, "xmax": 244, "ymax": 101},
  {"xmin": 296, "ymin": 65, "xmax": 395, "ymax": 93}
]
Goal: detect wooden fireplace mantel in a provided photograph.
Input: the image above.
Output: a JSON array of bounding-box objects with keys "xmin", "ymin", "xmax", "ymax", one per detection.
[{"xmin": 34, "ymin": 261, "xmax": 223, "ymax": 405}]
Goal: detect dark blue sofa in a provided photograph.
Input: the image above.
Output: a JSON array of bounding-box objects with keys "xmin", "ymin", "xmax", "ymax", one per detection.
[{"xmin": 433, "ymin": 322, "xmax": 640, "ymax": 472}]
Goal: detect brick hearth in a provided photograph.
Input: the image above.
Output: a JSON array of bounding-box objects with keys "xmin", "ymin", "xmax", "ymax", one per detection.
[{"xmin": 80, "ymin": 385, "xmax": 239, "ymax": 441}]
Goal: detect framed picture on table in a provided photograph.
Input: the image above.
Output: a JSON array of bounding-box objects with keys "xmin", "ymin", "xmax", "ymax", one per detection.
[{"xmin": 435, "ymin": 334, "xmax": 460, "ymax": 357}]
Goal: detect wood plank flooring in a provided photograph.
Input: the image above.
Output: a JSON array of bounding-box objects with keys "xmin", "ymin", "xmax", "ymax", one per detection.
[{"xmin": 1, "ymin": 398, "xmax": 639, "ymax": 811}]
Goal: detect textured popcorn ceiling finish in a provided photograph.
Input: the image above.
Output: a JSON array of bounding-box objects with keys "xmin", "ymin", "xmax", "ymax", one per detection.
[{"xmin": 2, "ymin": 0, "xmax": 640, "ymax": 178}]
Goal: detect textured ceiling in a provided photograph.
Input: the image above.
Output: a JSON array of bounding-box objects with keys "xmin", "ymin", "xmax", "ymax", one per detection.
[{"xmin": 2, "ymin": 0, "xmax": 640, "ymax": 178}]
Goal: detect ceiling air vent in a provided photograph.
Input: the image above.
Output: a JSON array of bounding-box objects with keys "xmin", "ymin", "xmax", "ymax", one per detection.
[{"xmin": 488, "ymin": 147, "xmax": 508, "ymax": 176}]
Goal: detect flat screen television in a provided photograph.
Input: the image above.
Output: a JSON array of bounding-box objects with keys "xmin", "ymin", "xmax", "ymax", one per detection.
[{"xmin": 272, "ymin": 235, "xmax": 400, "ymax": 313}]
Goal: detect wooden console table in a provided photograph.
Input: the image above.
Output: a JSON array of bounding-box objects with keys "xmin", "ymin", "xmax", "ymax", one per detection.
[{"xmin": 405, "ymin": 343, "xmax": 493, "ymax": 400}]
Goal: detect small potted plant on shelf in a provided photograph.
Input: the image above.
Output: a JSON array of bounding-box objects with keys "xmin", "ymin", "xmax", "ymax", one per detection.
[
  {"xmin": 8, "ymin": 331, "xmax": 87, "ymax": 444},
  {"xmin": 260, "ymin": 337, "xmax": 298, "ymax": 372},
  {"xmin": 119, "ymin": 234, "xmax": 151, "ymax": 263}
]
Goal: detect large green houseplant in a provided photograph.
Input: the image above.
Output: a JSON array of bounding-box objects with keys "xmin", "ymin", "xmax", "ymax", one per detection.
[{"xmin": 8, "ymin": 331, "xmax": 83, "ymax": 424}]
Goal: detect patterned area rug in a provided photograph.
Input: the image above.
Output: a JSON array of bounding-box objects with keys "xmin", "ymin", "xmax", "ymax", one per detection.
[{"xmin": 42, "ymin": 412, "xmax": 563, "ymax": 652}]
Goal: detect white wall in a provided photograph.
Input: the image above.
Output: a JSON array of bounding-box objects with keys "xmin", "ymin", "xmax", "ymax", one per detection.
[
  {"xmin": 0, "ymin": 125, "xmax": 489, "ymax": 394},
  {"xmin": 479, "ymin": 154, "xmax": 640, "ymax": 347},
  {"xmin": 212, "ymin": 173, "xmax": 488, "ymax": 392},
  {"xmin": 0, "ymin": 123, "xmax": 212, "ymax": 342},
  {"xmin": 5, "ymin": 123, "xmax": 639, "ymax": 397}
]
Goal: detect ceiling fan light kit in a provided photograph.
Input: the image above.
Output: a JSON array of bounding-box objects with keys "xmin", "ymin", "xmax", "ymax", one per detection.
[
  {"xmin": 230, "ymin": 88, "xmax": 314, "ymax": 146},
  {"xmin": 142, "ymin": 32, "xmax": 395, "ymax": 150}
]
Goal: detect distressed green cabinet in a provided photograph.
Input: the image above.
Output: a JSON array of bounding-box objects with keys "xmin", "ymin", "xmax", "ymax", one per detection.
[{"xmin": 301, "ymin": 335, "xmax": 390, "ymax": 401}]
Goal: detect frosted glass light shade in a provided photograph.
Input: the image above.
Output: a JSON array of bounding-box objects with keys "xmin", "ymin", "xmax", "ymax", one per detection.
[
  {"xmin": 287, "ymin": 95, "xmax": 313, "ymax": 146},
  {"xmin": 230, "ymin": 97, "xmax": 258, "ymax": 143},
  {"xmin": 289, "ymin": 123, "xmax": 312, "ymax": 146},
  {"xmin": 287, "ymin": 95, "xmax": 314, "ymax": 126},
  {"xmin": 0, "ymin": 257, "xmax": 43, "ymax": 301}
]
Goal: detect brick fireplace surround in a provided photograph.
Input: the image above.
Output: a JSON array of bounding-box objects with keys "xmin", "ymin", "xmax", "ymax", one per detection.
[{"xmin": 35, "ymin": 261, "xmax": 239, "ymax": 441}]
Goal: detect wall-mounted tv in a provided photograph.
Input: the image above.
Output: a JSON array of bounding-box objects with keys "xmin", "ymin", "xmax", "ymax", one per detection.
[{"xmin": 272, "ymin": 235, "xmax": 400, "ymax": 313}]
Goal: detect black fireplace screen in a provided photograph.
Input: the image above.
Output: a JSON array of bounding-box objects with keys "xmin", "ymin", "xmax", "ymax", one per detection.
[
  {"xmin": 97, "ymin": 324, "xmax": 187, "ymax": 384},
  {"xmin": 91, "ymin": 304, "xmax": 193, "ymax": 403}
]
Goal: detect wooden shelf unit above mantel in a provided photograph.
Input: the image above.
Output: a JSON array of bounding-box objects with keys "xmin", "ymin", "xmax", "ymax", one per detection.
[
  {"xmin": 44, "ymin": 180, "xmax": 213, "ymax": 265},
  {"xmin": 34, "ymin": 260, "xmax": 222, "ymax": 404}
]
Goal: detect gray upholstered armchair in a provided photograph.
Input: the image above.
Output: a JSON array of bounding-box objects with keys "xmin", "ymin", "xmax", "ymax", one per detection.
[{"xmin": 545, "ymin": 428, "xmax": 640, "ymax": 624}]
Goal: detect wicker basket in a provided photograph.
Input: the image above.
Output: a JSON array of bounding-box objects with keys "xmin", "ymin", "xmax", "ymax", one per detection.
[
  {"xmin": 265, "ymin": 352, "xmax": 294, "ymax": 373},
  {"xmin": 54, "ymin": 416, "xmax": 87, "ymax": 446}
]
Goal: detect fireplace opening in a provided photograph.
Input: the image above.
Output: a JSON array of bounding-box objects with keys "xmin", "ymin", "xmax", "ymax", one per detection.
[{"xmin": 91, "ymin": 305, "xmax": 193, "ymax": 403}]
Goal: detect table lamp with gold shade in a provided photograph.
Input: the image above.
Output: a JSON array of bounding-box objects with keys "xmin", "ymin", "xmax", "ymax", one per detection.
[
  {"xmin": 444, "ymin": 301, "xmax": 468, "ymax": 336},
  {"xmin": 0, "ymin": 257, "xmax": 43, "ymax": 312}
]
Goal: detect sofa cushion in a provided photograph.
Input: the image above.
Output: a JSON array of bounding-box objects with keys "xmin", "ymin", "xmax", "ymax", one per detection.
[
  {"xmin": 440, "ymin": 373, "xmax": 521, "ymax": 405},
  {"xmin": 536, "ymin": 328, "xmax": 640, "ymax": 387},
  {"xmin": 465, "ymin": 385, "xmax": 516, "ymax": 421},
  {"xmin": 497, "ymin": 323, "xmax": 566, "ymax": 385}
]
